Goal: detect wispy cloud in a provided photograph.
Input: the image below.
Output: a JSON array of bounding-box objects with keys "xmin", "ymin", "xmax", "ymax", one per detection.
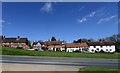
[
  {"xmin": 77, "ymin": 18, "xmax": 87, "ymax": 23},
  {"xmin": 77, "ymin": 7, "xmax": 115, "ymax": 24},
  {"xmin": 0, "ymin": 19, "xmax": 12, "ymax": 28},
  {"xmin": 40, "ymin": 2, "xmax": 53, "ymax": 13},
  {"xmin": 77, "ymin": 11, "xmax": 97, "ymax": 23},
  {"xmin": 79, "ymin": 6, "xmax": 84, "ymax": 11},
  {"xmin": 97, "ymin": 15, "xmax": 116, "ymax": 24},
  {"xmin": 89, "ymin": 11, "xmax": 96, "ymax": 17},
  {"xmin": 0, "ymin": 19, "xmax": 5, "ymax": 28}
]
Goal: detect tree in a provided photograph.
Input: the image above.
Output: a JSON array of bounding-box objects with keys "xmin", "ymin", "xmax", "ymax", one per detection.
[
  {"xmin": 73, "ymin": 38, "xmax": 95, "ymax": 43},
  {"xmin": 104, "ymin": 34, "xmax": 120, "ymax": 42},
  {"xmin": 73, "ymin": 39, "xmax": 82, "ymax": 43},
  {"xmin": 98, "ymin": 34, "xmax": 120, "ymax": 52},
  {"xmin": 28, "ymin": 40, "xmax": 31, "ymax": 47},
  {"xmin": 98, "ymin": 38, "xmax": 105, "ymax": 42},
  {"xmin": 88, "ymin": 38, "xmax": 94, "ymax": 42},
  {"xmin": 73, "ymin": 40, "xmax": 77, "ymax": 43},
  {"xmin": 82, "ymin": 38, "xmax": 89, "ymax": 42},
  {"xmin": 51, "ymin": 36, "xmax": 56, "ymax": 41},
  {"xmin": 77, "ymin": 39, "xmax": 83, "ymax": 43}
]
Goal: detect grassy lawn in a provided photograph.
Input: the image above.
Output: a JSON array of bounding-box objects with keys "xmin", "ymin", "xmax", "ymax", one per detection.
[
  {"xmin": 0, "ymin": 46, "xmax": 119, "ymax": 59},
  {"xmin": 79, "ymin": 66, "xmax": 120, "ymax": 73}
]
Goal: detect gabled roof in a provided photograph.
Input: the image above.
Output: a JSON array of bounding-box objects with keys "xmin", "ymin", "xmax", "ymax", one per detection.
[
  {"xmin": 65, "ymin": 42, "xmax": 88, "ymax": 48},
  {"xmin": 87, "ymin": 42, "xmax": 115, "ymax": 46},
  {"xmin": 43, "ymin": 41, "xmax": 62, "ymax": 45},
  {"xmin": 2, "ymin": 38, "xmax": 28, "ymax": 43},
  {"xmin": 47, "ymin": 44, "xmax": 65, "ymax": 48}
]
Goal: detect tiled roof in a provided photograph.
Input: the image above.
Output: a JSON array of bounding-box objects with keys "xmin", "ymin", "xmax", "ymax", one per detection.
[
  {"xmin": 2, "ymin": 38, "xmax": 28, "ymax": 43},
  {"xmin": 47, "ymin": 45, "xmax": 65, "ymax": 48},
  {"xmin": 43, "ymin": 41, "xmax": 62, "ymax": 45},
  {"xmin": 87, "ymin": 42, "xmax": 115, "ymax": 46},
  {"xmin": 65, "ymin": 43, "xmax": 88, "ymax": 48}
]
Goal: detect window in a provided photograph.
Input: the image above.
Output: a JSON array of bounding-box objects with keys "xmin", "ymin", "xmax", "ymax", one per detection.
[
  {"xmin": 97, "ymin": 48, "xmax": 99, "ymax": 50},
  {"xmin": 106, "ymin": 49, "xmax": 108, "ymax": 51},
  {"xmin": 91, "ymin": 49, "xmax": 94, "ymax": 52},
  {"xmin": 110, "ymin": 49, "xmax": 112, "ymax": 51}
]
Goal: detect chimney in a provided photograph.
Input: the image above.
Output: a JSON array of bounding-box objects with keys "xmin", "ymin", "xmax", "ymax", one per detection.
[
  {"xmin": 17, "ymin": 36, "xmax": 20, "ymax": 40},
  {"xmin": 3, "ymin": 36, "xmax": 5, "ymax": 39},
  {"xmin": 17, "ymin": 36, "xmax": 20, "ymax": 39},
  {"xmin": 99, "ymin": 39, "xmax": 104, "ymax": 43}
]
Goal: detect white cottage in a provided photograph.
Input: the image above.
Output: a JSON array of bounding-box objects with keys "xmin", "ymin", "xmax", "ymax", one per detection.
[
  {"xmin": 47, "ymin": 45, "xmax": 65, "ymax": 51},
  {"xmin": 41, "ymin": 41, "xmax": 65, "ymax": 51},
  {"xmin": 87, "ymin": 42, "xmax": 115, "ymax": 53},
  {"xmin": 65, "ymin": 43, "xmax": 89, "ymax": 52},
  {"xmin": 32, "ymin": 42, "xmax": 41, "ymax": 49}
]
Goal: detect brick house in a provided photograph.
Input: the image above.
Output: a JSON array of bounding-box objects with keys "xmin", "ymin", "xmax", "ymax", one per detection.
[{"xmin": 1, "ymin": 36, "xmax": 30, "ymax": 49}]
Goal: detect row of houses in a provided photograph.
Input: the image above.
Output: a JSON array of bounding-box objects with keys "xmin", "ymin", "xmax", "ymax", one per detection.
[
  {"xmin": 32, "ymin": 41, "xmax": 115, "ymax": 53},
  {"xmin": 0, "ymin": 36, "xmax": 29, "ymax": 49},
  {"xmin": 0, "ymin": 36, "xmax": 116, "ymax": 53}
]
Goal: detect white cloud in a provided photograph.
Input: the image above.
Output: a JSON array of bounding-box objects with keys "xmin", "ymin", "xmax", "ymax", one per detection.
[
  {"xmin": 77, "ymin": 7, "xmax": 116, "ymax": 24},
  {"xmin": 40, "ymin": 2, "xmax": 53, "ymax": 13},
  {"xmin": 77, "ymin": 18, "xmax": 87, "ymax": 23},
  {"xmin": 0, "ymin": 19, "xmax": 12, "ymax": 28},
  {"xmin": 110, "ymin": 15, "xmax": 116, "ymax": 19},
  {"xmin": 0, "ymin": 19, "xmax": 5, "ymax": 28},
  {"xmin": 89, "ymin": 11, "xmax": 96, "ymax": 17},
  {"xmin": 77, "ymin": 11, "xmax": 96, "ymax": 23},
  {"xmin": 97, "ymin": 15, "xmax": 116, "ymax": 24}
]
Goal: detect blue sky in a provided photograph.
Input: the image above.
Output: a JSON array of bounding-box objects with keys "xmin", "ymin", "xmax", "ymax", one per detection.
[{"xmin": 2, "ymin": 2, "xmax": 118, "ymax": 42}]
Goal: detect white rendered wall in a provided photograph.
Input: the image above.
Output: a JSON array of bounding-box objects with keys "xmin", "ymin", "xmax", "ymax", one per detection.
[{"xmin": 89, "ymin": 45, "xmax": 115, "ymax": 53}]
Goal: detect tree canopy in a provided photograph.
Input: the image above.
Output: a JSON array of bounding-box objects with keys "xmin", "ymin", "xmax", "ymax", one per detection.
[{"xmin": 51, "ymin": 36, "xmax": 56, "ymax": 41}]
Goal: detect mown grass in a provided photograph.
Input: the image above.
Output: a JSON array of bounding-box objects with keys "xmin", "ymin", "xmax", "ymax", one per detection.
[
  {"xmin": 79, "ymin": 66, "xmax": 120, "ymax": 73},
  {"xmin": 0, "ymin": 46, "xmax": 119, "ymax": 59}
]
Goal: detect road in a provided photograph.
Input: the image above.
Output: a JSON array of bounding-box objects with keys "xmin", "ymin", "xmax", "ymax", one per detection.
[{"xmin": 0, "ymin": 55, "xmax": 119, "ymax": 71}]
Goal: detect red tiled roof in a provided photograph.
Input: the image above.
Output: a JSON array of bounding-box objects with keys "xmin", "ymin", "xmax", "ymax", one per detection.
[
  {"xmin": 2, "ymin": 38, "xmax": 28, "ymax": 44},
  {"xmin": 87, "ymin": 42, "xmax": 115, "ymax": 46},
  {"xmin": 65, "ymin": 43, "xmax": 88, "ymax": 48},
  {"xmin": 43, "ymin": 41, "xmax": 62, "ymax": 46},
  {"xmin": 47, "ymin": 45, "xmax": 65, "ymax": 48}
]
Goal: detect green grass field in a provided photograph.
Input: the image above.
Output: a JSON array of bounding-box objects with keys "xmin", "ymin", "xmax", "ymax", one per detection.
[
  {"xmin": 79, "ymin": 66, "xmax": 120, "ymax": 73},
  {"xmin": 0, "ymin": 46, "xmax": 119, "ymax": 59}
]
